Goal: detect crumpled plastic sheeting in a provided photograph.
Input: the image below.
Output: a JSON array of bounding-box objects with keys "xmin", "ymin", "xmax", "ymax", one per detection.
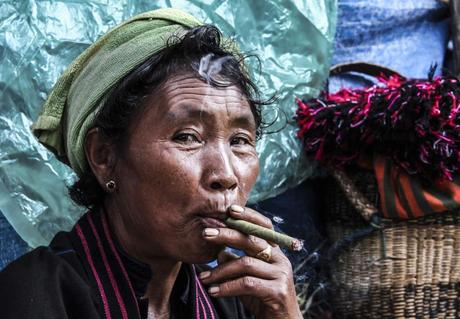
[{"xmin": 0, "ymin": 0, "xmax": 336, "ymax": 247}]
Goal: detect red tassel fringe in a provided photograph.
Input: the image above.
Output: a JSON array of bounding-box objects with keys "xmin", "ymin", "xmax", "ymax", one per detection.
[{"xmin": 295, "ymin": 74, "xmax": 460, "ymax": 180}]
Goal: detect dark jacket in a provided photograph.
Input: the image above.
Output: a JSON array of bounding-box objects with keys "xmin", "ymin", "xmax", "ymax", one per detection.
[{"xmin": 0, "ymin": 211, "xmax": 253, "ymax": 319}]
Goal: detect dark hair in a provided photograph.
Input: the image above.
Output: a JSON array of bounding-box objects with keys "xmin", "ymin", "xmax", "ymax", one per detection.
[{"xmin": 69, "ymin": 25, "xmax": 272, "ymax": 210}]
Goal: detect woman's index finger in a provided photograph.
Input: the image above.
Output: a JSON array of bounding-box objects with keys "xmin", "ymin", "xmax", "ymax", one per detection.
[{"xmin": 229, "ymin": 205, "xmax": 274, "ymax": 230}]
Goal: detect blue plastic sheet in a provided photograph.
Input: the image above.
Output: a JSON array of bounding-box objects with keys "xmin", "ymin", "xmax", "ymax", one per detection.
[
  {"xmin": 0, "ymin": 1, "xmax": 337, "ymax": 247},
  {"xmin": 0, "ymin": 210, "xmax": 28, "ymax": 270}
]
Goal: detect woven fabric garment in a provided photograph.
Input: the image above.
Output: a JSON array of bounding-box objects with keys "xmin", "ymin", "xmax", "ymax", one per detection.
[{"xmin": 31, "ymin": 8, "xmax": 201, "ymax": 176}]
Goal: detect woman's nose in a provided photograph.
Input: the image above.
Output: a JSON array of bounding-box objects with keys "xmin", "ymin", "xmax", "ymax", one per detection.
[{"xmin": 204, "ymin": 150, "xmax": 238, "ymax": 192}]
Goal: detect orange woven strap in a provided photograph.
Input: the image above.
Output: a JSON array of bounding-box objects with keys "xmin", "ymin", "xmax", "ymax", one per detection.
[{"xmin": 374, "ymin": 156, "xmax": 460, "ymax": 219}]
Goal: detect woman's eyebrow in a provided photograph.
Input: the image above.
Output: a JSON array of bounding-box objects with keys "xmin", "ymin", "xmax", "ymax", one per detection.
[
  {"xmin": 166, "ymin": 106, "xmax": 255, "ymax": 129},
  {"xmin": 230, "ymin": 114, "xmax": 256, "ymax": 130},
  {"xmin": 164, "ymin": 107, "xmax": 213, "ymax": 122}
]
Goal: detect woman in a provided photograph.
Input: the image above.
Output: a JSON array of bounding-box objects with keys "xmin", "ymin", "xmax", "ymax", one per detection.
[{"xmin": 0, "ymin": 8, "xmax": 302, "ymax": 319}]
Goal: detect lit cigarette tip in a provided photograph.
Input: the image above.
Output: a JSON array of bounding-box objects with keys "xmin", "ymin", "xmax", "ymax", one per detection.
[{"xmin": 292, "ymin": 239, "xmax": 304, "ymax": 252}]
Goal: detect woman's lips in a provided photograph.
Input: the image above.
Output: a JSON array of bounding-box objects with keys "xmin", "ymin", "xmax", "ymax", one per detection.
[{"xmin": 199, "ymin": 217, "xmax": 227, "ymax": 228}]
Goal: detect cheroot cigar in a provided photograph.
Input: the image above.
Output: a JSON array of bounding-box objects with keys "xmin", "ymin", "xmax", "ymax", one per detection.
[{"xmin": 224, "ymin": 217, "xmax": 303, "ymax": 251}]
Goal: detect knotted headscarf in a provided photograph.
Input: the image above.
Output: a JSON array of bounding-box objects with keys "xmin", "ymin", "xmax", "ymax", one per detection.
[{"xmin": 32, "ymin": 8, "xmax": 202, "ymax": 176}]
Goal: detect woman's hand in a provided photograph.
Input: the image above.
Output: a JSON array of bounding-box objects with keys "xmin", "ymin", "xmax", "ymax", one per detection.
[{"xmin": 199, "ymin": 205, "xmax": 302, "ymax": 319}]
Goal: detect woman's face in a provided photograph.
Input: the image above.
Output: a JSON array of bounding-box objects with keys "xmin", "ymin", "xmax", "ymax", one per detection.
[{"xmin": 109, "ymin": 74, "xmax": 259, "ymax": 264}]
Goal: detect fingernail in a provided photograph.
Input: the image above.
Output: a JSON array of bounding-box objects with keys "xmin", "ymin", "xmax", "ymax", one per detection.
[
  {"xmin": 203, "ymin": 228, "xmax": 219, "ymax": 237},
  {"xmin": 208, "ymin": 286, "xmax": 220, "ymax": 295},
  {"xmin": 199, "ymin": 271, "xmax": 211, "ymax": 279},
  {"xmin": 230, "ymin": 204, "xmax": 244, "ymax": 214}
]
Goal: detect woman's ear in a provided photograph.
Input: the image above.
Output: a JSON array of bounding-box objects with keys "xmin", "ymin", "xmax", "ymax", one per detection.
[{"xmin": 84, "ymin": 127, "xmax": 117, "ymax": 188}]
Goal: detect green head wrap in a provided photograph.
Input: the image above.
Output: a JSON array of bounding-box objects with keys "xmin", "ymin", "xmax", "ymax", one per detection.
[{"xmin": 31, "ymin": 8, "xmax": 202, "ymax": 176}]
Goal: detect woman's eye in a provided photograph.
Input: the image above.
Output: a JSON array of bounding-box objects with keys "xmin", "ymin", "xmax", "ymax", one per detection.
[
  {"xmin": 231, "ymin": 135, "xmax": 252, "ymax": 146},
  {"xmin": 173, "ymin": 133, "xmax": 200, "ymax": 144}
]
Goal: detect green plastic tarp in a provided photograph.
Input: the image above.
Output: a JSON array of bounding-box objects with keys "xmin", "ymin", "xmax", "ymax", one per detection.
[{"xmin": 0, "ymin": 0, "xmax": 337, "ymax": 247}]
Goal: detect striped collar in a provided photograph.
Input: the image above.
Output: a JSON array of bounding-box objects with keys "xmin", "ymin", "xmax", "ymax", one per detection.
[{"xmin": 69, "ymin": 210, "xmax": 218, "ymax": 319}]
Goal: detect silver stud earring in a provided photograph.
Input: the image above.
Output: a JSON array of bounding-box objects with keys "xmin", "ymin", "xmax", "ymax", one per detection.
[{"xmin": 106, "ymin": 180, "xmax": 116, "ymax": 191}]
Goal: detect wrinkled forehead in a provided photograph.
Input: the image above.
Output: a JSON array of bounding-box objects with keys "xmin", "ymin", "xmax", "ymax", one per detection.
[{"xmin": 153, "ymin": 75, "xmax": 256, "ymax": 128}]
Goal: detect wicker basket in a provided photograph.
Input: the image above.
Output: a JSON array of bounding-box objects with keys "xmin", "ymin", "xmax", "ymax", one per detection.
[{"xmin": 324, "ymin": 170, "xmax": 460, "ymax": 319}]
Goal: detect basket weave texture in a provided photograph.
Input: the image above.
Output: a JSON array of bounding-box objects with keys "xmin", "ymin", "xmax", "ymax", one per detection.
[{"xmin": 325, "ymin": 171, "xmax": 460, "ymax": 319}]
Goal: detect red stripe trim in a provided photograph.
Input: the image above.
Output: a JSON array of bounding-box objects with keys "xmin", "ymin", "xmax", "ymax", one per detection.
[
  {"xmin": 196, "ymin": 274, "xmax": 215, "ymax": 319},
  {"xmin": 399, "ymin": 173, "xmax": 423, "ymax": 218},
  {"xmin": 450, "ymin": 179, "xmax": 460, "ymax": 205},
  {"xmin": 195, "ymin": 279, "xmax": 201, "ymax": 319},
  {"xmin": 436, "ymin": 179, "xmax": 460, "ymax": 206},
  {"xmin": 391, "ymin": 166, "xmax": 409, "ymax": 219},
  {"xmin": 199, "ymin": 296, "xmax": 207, "ymax": 319},
  {"xmin": 200, "ymin": 298, "xmax": 208, "ymax": 319},
  {"xmin": 76, "ymin": 224, "xmax": 112, "ymax": 319},
  {"xmin": 87, "ymin": 214, "xmax": 128, "ymax": 319},
  {"xmin": 422, "ymin": 188, "xmax": 447, "ymax": 212},
  {"xmin": 101, "ymin": 213, "xmax": 141, "ymax": 319},
  {"xmin": 374, "ymin": 157, "xmax": 388, "ymax": 217}
]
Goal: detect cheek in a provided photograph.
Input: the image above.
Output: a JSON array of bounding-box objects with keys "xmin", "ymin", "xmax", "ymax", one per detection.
[
  {"xmin": 237, "ymin": 154, "xmax": 259, "ymax": 193},
  {"xmin": 142, "ymin": 150, "xmax": 198, "ymax": 197},
  {"xmin": 120, "ymin": 147, "xmax": 197, "ymax": 208}
]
